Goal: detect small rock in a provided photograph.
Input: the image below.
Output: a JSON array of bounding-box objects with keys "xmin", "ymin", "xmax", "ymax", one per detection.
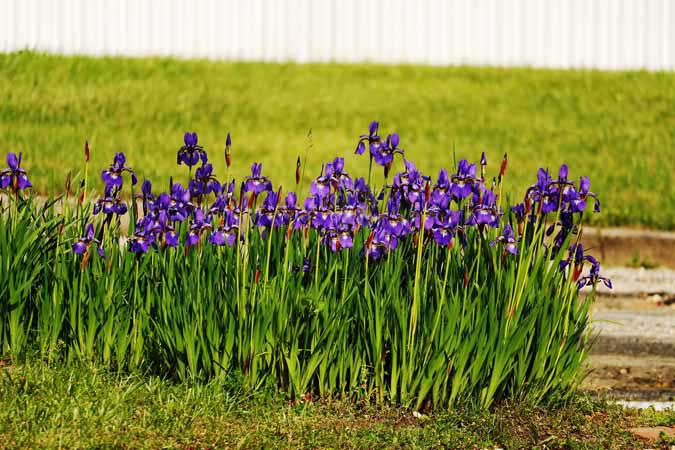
[
  {"xmin": 649, "ymin": 294, "xmax": 664, "ymax": 306},
  {"xmin": 619, "ymin": 367, "xmax": 630, "ymax": 375},
  {"xmin": 630, "ymin": 426, "xmax": 675, "ymax": 442}
]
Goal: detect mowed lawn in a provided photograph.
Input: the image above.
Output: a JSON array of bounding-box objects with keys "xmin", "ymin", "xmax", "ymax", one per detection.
[{"xmin": 1, "ymin": 51, "xmax": 674, "ymax": 229}]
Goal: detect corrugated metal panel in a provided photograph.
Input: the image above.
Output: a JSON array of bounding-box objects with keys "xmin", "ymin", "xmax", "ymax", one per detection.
[{"xmin": 1, "ymin": 0, "xmax": 673, "ymax": 70}]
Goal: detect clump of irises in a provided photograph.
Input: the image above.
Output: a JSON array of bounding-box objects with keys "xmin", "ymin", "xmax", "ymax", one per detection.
[
  {"xmin": 46, "ymin": 121, "xmax": 609, "ymax": 290},
  {"xmin": 0, "ymin": 123, "xmax": 612, "ymax": 409},
  {"xmin": 0, "ymin": 124, "xmax": 611, "ymax": 289}
]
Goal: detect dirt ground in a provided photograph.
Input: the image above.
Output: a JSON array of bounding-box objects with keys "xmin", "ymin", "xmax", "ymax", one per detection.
[
  {"xmin": 583, "ymin": 354, "xmax": 675, "ymax": 400},
  {"xmin": 582, "ymin": 227, "xmax": 675, "ymax": 269},
  {"xmin": 584, "ymin": 295, "xmax": 675, "ymax": 401}
]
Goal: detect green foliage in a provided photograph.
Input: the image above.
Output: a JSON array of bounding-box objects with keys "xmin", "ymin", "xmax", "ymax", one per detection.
[
  {"xmin": 0, "ymin": 187, "xmax": 596, "ymax": 411},
  {"xmin": 1, "ymin": 51, "xmax": 673, "ymax": 229},
  {"xmin": 0, "ymin": 361, "xmax": 664, "ymax": 449}
]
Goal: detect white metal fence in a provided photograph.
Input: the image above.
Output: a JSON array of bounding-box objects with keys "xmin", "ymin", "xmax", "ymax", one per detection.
[{"xmin": 2, "ymin": 0, "xmax": 674, "ymax": 70}]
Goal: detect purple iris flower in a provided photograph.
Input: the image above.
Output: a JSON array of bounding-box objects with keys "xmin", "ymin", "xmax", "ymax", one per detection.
[
  {"xmin": 527, "ymin": 168, "xmax": 558, "ymax": 214},
  {"xmin": 577, "ymin": 261, "xmax": 612, "ymax": 289},
  {"xmin": 129, "ymin": 217, "xmax": 156, "ymax": 253},
  {"xmin": 311, "ymin": 207, "xmax": 333, "ymax": 230},
  {"xmin": 558, "ymin": 164, "xmax": 569, "ymax": 182},
  {"xmin": 244, "ymin": 163, "xmax": 272, "ymax": 194},
  {"xmin": 490, "ymin": 224, "xmax": 518, "ymax": 255},
  {"xmin": 337, "ymin": 204, "xmax": 362, "ymax": 227},
  {"xmin": 559, "ymin": 243, "xmax": 594, "ymax": 273},
  {"xmin": 431, "ymin": 212, "xmax": 460, "ymax": 246},
  {"xmin": 467, "ymin": 190, "xmax": 500, "ymax": 228},
  {"xmin": 549, "ymin": 211, "xmax": 577, "ymax": 254},
  {"xmin": 323, "ymin": 214, "xmax": 355, "ymax": 252},
  {"xmin": 393, "ymin": 159, "xmax": 428, "ymax": 208},
  {"xmin": 355, "ymin": 120, "xmax": 381, "ymax": 155},
  {"xmin": 210, "ymin": 210, "xmax": 240, "ymax": 247},
  {"xmin": 280, "ymin": 192, "xmax": 301, "ymax": 225},
  {"xmin": 72, "ymin": 223, "xmax": 105, "ymax": 258},
  {"xmin": 186, "ymin": 208, "xmax": 212, "ymax": 247},
  {"xmin": 381, "ymin": 194, "xmax": 412, "ymax": 237},
  {"xmin": 432, "ymin": 169, "xmax": 452, "ymax": 208},
  {"xmin": 136, "ymin": 179, "xmax": 154, "ymax": 215},
  {"xmin": 0, "ymin": 152, "xmax": 32, "ymax": 192},
  {"xmin": 141, "ymin": 179, "xmax": 153, "ymax": 199},
  {"xmin": 93, "ymin": 185, "xmax": 128, "ymax": 217},
  {"xmin": 310, "ymin": 173, "xmax": 331, "ymax": 198},
  {"xmin": 364, "ymin": 226, "xmax": 399, "ymax": 260},
  {"xmin": 177, "ymin": 132, "xmax": 207, "ymax": 168},
  {"xmin": 326, "ymin": 230, "xmax": 353, "ymax": 252},
  {"xmin": 562, "ymin": 245, "xmax": 612, "ymax": 289},
  {"xmin": 372, "ymin": 133, "xmax": 403, "ymax": 167},
  {"xmin": 254, "ymin": 191, "xmax": 282, "ymax": 227},
  {"xmin": 326, "ymin": 157, "xmax": 353, "ymax": 190},
  {"xmin": 209, "ymin": 194, "xmax": 229, "ymax": 215},
  {"xmin": 149, "ymin": 210, "xmax": 179, "ymax": 248},
  {"xmin": 151, "ymin": 183, "xmax": 194, "ymax": 222},
  {"xmin": 576, "ymin": 176, "xmax": 600, "ymax": 213},
  {"xmin": 189, "ymin": 163, "xmax": 221, "ymax": 197},
  {"xmin": 511, "ymin": 203, "xmax": 526, "ymax": 222},
  {"xmin": 209, "ymin": 229, "xmax": 230, "ymax": 246},
  {"xmin": 450, "ymin": 160, "xmax": 478, "ymax": 200},
  {"xmin": 353, "ymin": 177, "xmax": 369, "ymax": 195},
  {"xmin": 101, "ymin": 152, "xmax": 137, "ymax": 188}
]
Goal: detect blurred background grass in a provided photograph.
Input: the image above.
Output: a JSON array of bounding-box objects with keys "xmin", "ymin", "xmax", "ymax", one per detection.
[{"xmin": 1, "ymin": 51, "xmax": 673, "ymax": 229}]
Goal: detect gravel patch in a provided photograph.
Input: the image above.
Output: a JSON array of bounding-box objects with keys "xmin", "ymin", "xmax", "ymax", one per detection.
[
  {"xmin": 618, "ymin": 401, "xmax": 675, "ymax": 411},
  {"xmin": 589, "ymin": 267, "xmax": 675, "ymax": 297}
]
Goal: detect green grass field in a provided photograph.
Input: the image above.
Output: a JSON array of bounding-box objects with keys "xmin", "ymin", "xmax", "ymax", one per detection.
[
  {"xmin": 2, "ymin": 361, "xmax": 673, "ymax": 449},
  {"xmin": 1, "ymin": 51, "xmax": 674, "ymax": 229}
]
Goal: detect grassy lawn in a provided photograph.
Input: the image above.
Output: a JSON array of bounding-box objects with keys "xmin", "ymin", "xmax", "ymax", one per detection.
[
  {"xmin": 1, "ymin": 361, "xmax": 674, "ymax": 449},
  {"xmin": 1, "ymin": 51, "xmax": 674, "ymax": 229}
]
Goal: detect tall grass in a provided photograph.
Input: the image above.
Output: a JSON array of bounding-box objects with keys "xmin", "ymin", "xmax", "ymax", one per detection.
[{"xmin": 0, "ymin": 125, "xmax": 609, "ymax": 410}]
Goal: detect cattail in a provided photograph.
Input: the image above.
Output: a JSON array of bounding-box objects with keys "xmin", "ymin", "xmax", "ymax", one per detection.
[
  {"xmin": 84, "ymin": 140, "xmax": 90, "ymax": 162},
  {"xmin": 480, "ymin": 151, "xmax": 487, "ymax": 180},
  {"xmin": 225, "ymin": 132, "xmax": 232, "ymax": 168},
  {"xmin": 81, "ymin": 250, "xmax": 90, "ymax": 272},
  {"xmin": 499, "ymin": 153, "xmax": 508, "ymax": 178},
  {"xmin": 572, "ymin": 265, "xmax": 583, "ymax": 282},
  {"xmin": 366, "ymin": 230, "xmax": 375, "ymax": 249},
  {"xmin": 525, "ymin": 196, "xmax": 532, "ymax": 215},
  {"xmin": 295, "ymin": 156, "xmax": 301, "ymax": 185}
]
